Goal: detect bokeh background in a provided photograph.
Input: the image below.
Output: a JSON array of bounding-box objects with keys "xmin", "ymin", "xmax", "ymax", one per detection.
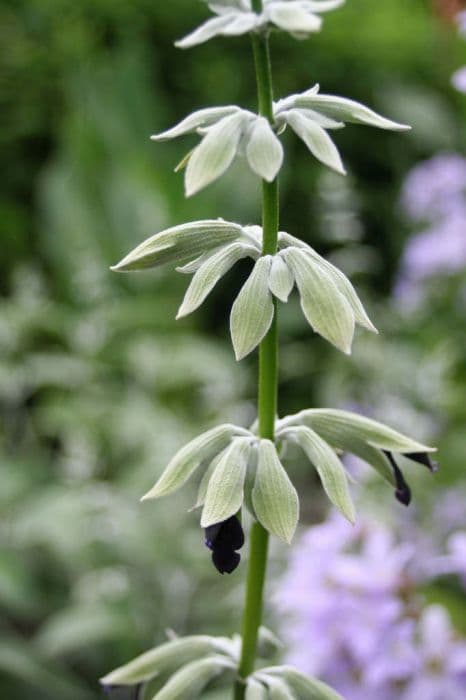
[{"xmin": 1, "ymin": 0, "xmax": 465, "ymax": 698}]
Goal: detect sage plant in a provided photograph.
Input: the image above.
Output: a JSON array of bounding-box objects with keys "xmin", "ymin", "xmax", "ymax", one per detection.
[{"xmin": 101, "ymin": 2, "xmax": 437, "ymax": 699}]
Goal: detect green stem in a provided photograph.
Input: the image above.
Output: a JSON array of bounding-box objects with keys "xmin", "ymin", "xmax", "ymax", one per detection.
[{"xmin": 235, "ymin": 15, "xmax": 279, "ymax": 699}]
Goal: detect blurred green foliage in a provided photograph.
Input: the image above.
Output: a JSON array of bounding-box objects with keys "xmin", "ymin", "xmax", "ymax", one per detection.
[{"xmin": 1, "ymin": 0, "xmax": 465, "ymax": 698}]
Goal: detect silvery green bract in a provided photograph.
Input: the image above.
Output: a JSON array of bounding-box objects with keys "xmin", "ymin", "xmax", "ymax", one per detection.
[
  {"xmin": 137, "ymin": 403, "xmax": 434, "ymax": 539},
  {"xmin": 254, "ymin": 666, "xmax": 346, "ymax": 700},
  {"xmin": 140, "ymin": 424, "xmax": 299, "ymax": 542},
  {"xmin": 150, "ymin": 86, "xmax": 409, "ymax": 195},
  {"xmin": 151, "ymin": 109, "xmax": 283, "ymax": 195},
  {"xmin": 230, "ymin": 227, "xmax": 378, "ymax": 358},
  {"xmin": 276, "ymin": 408, "xmax": 436, "ymax": 505},
  {"xmin": 101, "ymin": 634, "xmax": 237, "ymax": 700},
  {"xmin": 176, "ymin": 1, "xmax": 345, "ymax": 49},
  {"xmin": 101, "ymin": 629, "xmax": 292, "ymax": 700},
  {"xmin": 112, "ymin": 220, "xmax": 377, "ymax": 359},
  {"xmin": 274, "ymin": 84, "xmax": 411, "ymax": 174},
  {"xmin": 100, "ymin": 635, "xmax": 235, "ymax": 686},
  {"xmin": 141, "ymin": 424, "xmax": 252, "ymax": 501},
  {"xmin": 111, "ymin": 219, "xmax": 247, "ymax": 271},
  {"xmin": 141, "ymin": 425, "xmax": 299, "ymax": 542}
]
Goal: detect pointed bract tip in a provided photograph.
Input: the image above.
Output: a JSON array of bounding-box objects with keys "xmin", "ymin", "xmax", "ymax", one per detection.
[
  {"xmin": 140, "ymin": 488, "xmax": 159, "ymax": 502},
  {"xmin": 110, "ymin": 262, "xmax": 126, "ymax": 272},
  {"xmin": 185, "ymin": 184, "xmax": 198, "ymax": 198},
  {"xmin": 234, "ymin": 347, "xmax": 248, "ymax": 362},
  {"xmin": 175, "ymin": 308, "xmax": 188, "ymax": 320}
]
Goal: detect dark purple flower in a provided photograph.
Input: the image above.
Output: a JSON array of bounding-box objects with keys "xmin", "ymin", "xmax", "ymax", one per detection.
[
  {"xmin": 404, "ymin": 452, "xmax": 438, "ymax": 472},
  {"xmin": 383, "ymin": 451, "xmax": 412, "ymax": 506},
  {"xmin": 205, "ymin": 515, "xmax": 244, "ymax": 574},
  {"xmin": 383, "ymin": 451, "xmax": 438, "ymax": 507}
]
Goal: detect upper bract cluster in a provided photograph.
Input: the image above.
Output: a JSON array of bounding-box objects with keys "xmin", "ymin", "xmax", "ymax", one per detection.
[{"xmin": 176, "ymin": 0, "xmax": 345, "ymax": 48}]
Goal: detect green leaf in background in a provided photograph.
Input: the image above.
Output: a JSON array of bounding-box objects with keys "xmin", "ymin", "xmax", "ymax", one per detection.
[{"xmin": 0, "ymin": 637, "xmax": 92, "ymax": 700}]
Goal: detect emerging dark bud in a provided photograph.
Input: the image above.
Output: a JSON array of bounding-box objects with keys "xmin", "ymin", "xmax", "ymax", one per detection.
[
  {"xmin": 383, "ymin": 451, "xmax": 412, "ymax": 506},
  {"xmin": 102, "ymin": 683, "xmax": 144, "ymax": 700},
  {"xmin": 205, "ymin": 515, "xmax": 245, "ymax": 574},
  {"xmin": 404, "ymin": 451, "xmax": 439, "ymax": 473}
]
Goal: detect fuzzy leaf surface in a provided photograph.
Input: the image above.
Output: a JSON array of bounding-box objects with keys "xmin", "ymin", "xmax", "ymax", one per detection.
[
  {"xmin": 142, "ymin": 425, "xmax": 245, "ymax": 501},
  {"xmin": 177, "ymin": 242, "xmax": 257, "ymax": 318},
  {"xmin": 285, "ymin": 248, "xmax": 355, "ymax": 354},
  {"xmin": 151, "ymin": 107, "xmax": 240, "ymax": 141},
  {"xmin": 153, "ymin": 656, "xmax": 234, "ymax": 700},
  {"xmin": 289, "ymin": 409, "xmax": 435, "ymax": 454},
  {"xmin": 100, "ymin": 637, "xmax": 230, "ymax": 686},
  {"xmin": 268, "ymin": 255, "xmax": 294, "ymax": 302},
  {"xmin": 185, "ymin": 112, "xmax": 248, "ymax": 196},
  {"xmin": 285, "ymin": 110, "xmax": 345, "ymax": 174},
  {"xmin": 246, "ymin": 116, "xmax": 284, "ymax": 182},
  {"xmin": 252, "ymin": 440, "xmax": 299, "ymax": 544},
  {"xmin": 201, "ymin": 437, "xmax": 251, "ymax": 528},
  {"xmin": 284, "ymin": 426, "xmax": 355, "ymax": 523},
  {"xmin": 112, "ymin": 221, "xmax": 242, "ymax": 272},
  {"xmin": 246, "ymin": 679, "xmax": 269, "ymax": 700},
  {"xmin": 262, "ymin": 666, "xmax": 345, "ymax": 700},
  {"xmin": 230, "ymin": 256, "xmax": 274, "ymax": 360}
]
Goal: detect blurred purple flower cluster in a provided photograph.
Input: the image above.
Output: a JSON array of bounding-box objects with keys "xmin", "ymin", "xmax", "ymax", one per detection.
[
  {"xmin": 396, "ymin": 153, "xmax": 466, "ymax": 304},
  {"xmin": 275, "ymin": 494, "xmax": 466, "ymax": 700},
  {"xmin": 452, "ymin": 11, "xmax": 466, "ymax": 93}
]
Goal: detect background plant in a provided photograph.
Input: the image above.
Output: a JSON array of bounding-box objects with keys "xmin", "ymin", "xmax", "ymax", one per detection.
[{"xmin": 1, "ymin": 0, "xmax": 465, "ymax": 698}]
